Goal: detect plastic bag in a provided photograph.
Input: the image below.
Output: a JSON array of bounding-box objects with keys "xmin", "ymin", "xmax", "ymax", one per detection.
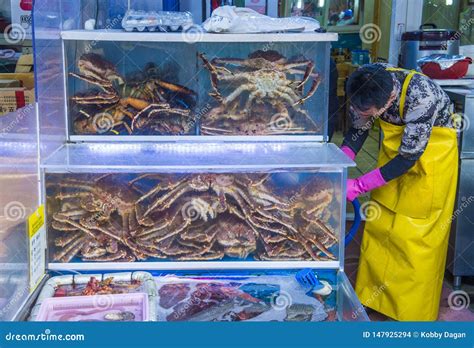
[{"xmin": 203, "ymin": 6, "xmax": 320, "ymax": 34}]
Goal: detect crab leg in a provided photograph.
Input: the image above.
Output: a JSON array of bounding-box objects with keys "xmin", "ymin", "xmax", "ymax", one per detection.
[
  {"xmin": 295, "ymin": 76, "xmax": 321, "ymax": 106},
  {"xmin": 201, "ymin": 126, "xmax": 234, "ymax": 135},
  {"xmin": 251, "ymin": 196, "xmax": 290, "ymax": 211},
  {"xmin": 212, "ymin": 57, "xmax": 247, "ymax": 67},
  {"xmin": 55, "ymin": 214, "xmax": 120, "ymax": 243},
  {"xmin": 297, "ymin": 61, "xmax": 315, "ymax": 89},
  {"xmin": 56, "ymin": 208, "xmax": 87, "ymax": 218},
  {"xmin": 52, "ymin": 221, "xmax": 80, "ymax": 232},
  {"xmin": 276, "ymin": 85, "xmax": 302, "ymax": 104},
  {"xmin": 175, "ymin": 250, "xmax": 225, "ymax": 261},
  {"xmin": 153, "ymin": 80, "xmax": 197, "ymax": 96},
  {"xmin": 54, "ymin": 232, "xmax": 82, "ymax": 247},
  {"xmin": 69, "ymin": 72, "xmax": 114, "ymax": 90},
  {"xmin": 143, "ymin": 181, "xmax": 192, "ymax": 215},
  {"xmin": 71, "ymin": 91, "xmax": 120, "ymax": 105},
  {"xmin": 54, "ymin": 182, "xmax": 94, "ymax": 191},
  {"xmin": 53, "ymin": 236, "xmax": 86, "ymax": 262},
  {"xmin": 199, "ymin": 53, "xmax": 225, "ymax": 102},
  {"xmin": 301, "ymin": 234, "xmax": 336, "ymax": 260},
  {"xmin": 134, "ymin": 211, "xmax": 180, "ymax": 238},
  {"xmin": 131, "ymin": 104, "xmax": 190, "ymax": 131},
  {"xmin": 137, "ymin": 177, "xmax": 188, "ymax": 205},
  {"xmin": 228, "ymin": 203, "xmax": 288, "ymax": 237},
  {"xmin": 311, "ymin": 219, "xmax": 338, "ymax": 241},
  {"xmin": 82, "ymin": 249, "xmax": 128, "ymax": 262},
  {"xmin": 81, "ymin": 246, "xmax": 108, "ymax": 259},
  {"xmin": 141, "ymin": 218, "xmax": 191, "ymax": 242}
]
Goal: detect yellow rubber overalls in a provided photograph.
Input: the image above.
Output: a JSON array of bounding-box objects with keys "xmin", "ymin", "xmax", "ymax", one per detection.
[{"xmin": 355, "ymin": 68, "xmax": 459, "ymax": 321}]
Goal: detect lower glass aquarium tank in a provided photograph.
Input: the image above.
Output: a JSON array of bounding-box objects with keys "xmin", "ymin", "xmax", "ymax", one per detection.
[{"xmin": 41, "ymin": 142, "xmax": 352, "ymax": 268}]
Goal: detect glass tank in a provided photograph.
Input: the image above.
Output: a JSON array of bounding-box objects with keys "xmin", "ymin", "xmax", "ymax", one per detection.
[
  {"xmin": 198, "ymin": 41, "xmax": 329, "ymax": 137},
  {"xmin": 65, "ymin": 40, "xmax": 198, "ymax": 137},
  {"xmin": 63, "ymin": 37, "xmax": 333, "ymax": 139},
  {"xmin": 32, "ymin": 0, "xmax": 336, "ymax": 141},
  {"xmin": 42, "ymin": 142, "xmax": 351, "ymax": 266},
  {"xmin": 0, "ymin": 99, "xmax": 40, "ymax": 321}
]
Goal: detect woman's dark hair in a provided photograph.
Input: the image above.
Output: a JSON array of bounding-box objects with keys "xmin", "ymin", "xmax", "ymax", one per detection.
[{"xmin": 346, "ymin": 65, "xmax": 394, "ymax": 112}]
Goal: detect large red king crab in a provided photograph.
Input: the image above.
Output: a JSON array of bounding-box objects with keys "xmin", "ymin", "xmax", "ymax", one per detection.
[
  {"xmin": 70, "ymin": 53, "xmax": 196, "ymax": 135},
  {"xmin": 199, "ymin": 50, "xmax": 321, "ymax": 135}
]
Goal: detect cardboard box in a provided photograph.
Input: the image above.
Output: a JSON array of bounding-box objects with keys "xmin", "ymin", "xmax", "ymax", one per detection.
[
  {"xmin": 0, "ymin": 87, "xmax": 34, "ymax": 116},
  {"xmin": 15, "ymin": 54, "xmax": 33, "ymax": 73},
  {"xmin": 0, "ymin": 79, "xmax": 21, "ymax": 88},
  {"xmin": 0, "ymin": 72, "xmax": 35, "ymax": 116},
  {"xmin": 0, "ymin": 73, "xmax": 34, "ymax": 89}
]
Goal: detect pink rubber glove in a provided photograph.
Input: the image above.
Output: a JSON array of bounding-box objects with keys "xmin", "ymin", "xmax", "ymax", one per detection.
[
  {"xmin": 347, "ymin": 168, "xmax": 386, "ymax": 201},
  {"xmin": 341, "ymin": 145, "xmax": 356, "ymax": 161}
]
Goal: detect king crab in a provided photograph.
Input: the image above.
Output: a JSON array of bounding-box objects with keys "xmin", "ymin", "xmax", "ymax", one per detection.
[
  {"xmin": 199, "ymin": 50, "xmax": 321, "ymax": 135},
  {"xmin": 70, "ymin": 53, "xmax": 196, "ymax": 135}
]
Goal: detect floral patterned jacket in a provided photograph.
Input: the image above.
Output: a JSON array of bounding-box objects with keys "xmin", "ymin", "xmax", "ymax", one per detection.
[{"xmin": 349, "ymin": 63, "xmax": 455, "ymax": 161}]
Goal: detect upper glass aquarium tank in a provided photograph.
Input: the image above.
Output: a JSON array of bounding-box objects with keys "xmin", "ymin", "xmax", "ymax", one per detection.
[{"xmin": 33, "ymin": 0, "xmax": 337, "ymax": 143}]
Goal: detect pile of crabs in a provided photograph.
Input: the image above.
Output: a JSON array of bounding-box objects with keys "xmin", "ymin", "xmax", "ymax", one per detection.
[
  {"xmin": 70, "ymin": 49, "xmax": 321, "ymax": 136},
  {"xmin": 47, "ymin": 173, "xmax": 339, "ymax": 263}
]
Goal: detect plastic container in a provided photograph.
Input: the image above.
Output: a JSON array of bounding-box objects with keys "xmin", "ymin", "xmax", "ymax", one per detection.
[
  {"xmin": 29, "ymin": 272, "xmax": 158, "ymax": 321},
  {"xmin": 35, "ymin": 293, "xmax": 150, "ymax": 322},
  {"xmin": 122, "ymin": 10, "xmax": 193, "ymax": 32},
  {"xmin": 418, "ymin": 54, "xmax": 472, "ymax": 79},
  {"xmin": 351, "ymin": 50, "xmax": 370, "ymax": 66}
]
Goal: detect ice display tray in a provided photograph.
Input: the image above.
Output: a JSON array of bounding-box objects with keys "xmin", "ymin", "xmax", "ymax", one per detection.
[
  {"xmin": 152, "ymin": 270, "xmax": 368, "ymax": 322},
  {"xmin": 34, "ymin": 293, "xmax": 150, "ymax": 322},
  {"xmin": 29, "ymin": 272, "xmax": 157, "ymax": 321}
]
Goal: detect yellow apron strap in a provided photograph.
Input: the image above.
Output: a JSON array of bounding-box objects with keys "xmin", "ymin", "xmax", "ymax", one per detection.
[
  {"xmin": 398, "ymin": 71, "xmax": 417, "ymax": 119},
  {"xmin": 385, "ymin": 67, "xmax": 424, "ymax": 119}
]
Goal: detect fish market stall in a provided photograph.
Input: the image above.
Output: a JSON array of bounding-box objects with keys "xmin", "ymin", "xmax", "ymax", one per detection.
[{"xmin": 2, "ymin": 0, "xmax": 368, "ymax": 322}]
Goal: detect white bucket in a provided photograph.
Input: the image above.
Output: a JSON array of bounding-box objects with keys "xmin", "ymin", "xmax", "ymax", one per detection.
[{"xmin": 460, "ymin": 45, "xmax": 474, "ymax": 77}]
